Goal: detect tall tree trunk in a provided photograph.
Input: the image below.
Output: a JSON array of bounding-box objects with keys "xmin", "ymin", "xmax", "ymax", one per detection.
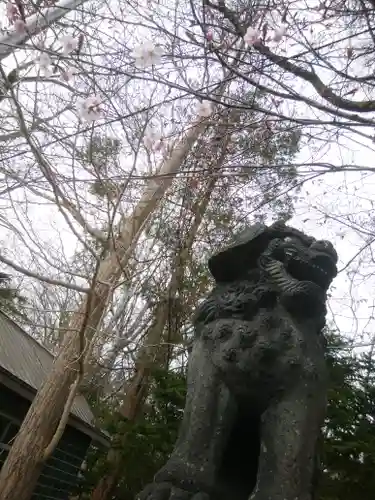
[
  {"xmin": 89, "ymin": 175, "xmax": 221, "ymax": 500},
  {"xmin": 89, "ymin": 299, "xmax": 171, "ymax": 500},
  {"xmin": 0, "ymin": 120, "xmax": 207, "ymax": 500}
]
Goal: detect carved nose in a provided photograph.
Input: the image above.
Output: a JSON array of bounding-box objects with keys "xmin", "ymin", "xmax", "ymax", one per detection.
[{"xmin": 312, "ymin": 240, "xmax": 338, "ymax": 263}]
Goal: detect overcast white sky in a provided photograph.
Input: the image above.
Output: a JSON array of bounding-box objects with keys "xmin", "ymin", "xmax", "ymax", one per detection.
[{"xmin": 0, "ymin": 0, "xmax": 374, "ymax": 352}]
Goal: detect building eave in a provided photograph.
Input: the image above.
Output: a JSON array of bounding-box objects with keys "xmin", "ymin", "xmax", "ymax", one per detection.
[{"xmin": 0, "ymin": 366, "xmax": 110, "ymax": 447}]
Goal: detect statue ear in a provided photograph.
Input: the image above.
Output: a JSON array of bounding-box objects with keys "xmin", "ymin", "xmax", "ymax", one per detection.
[{"xmin": 208, "ymin": 223, "xmax": 271, "ymax": 282}]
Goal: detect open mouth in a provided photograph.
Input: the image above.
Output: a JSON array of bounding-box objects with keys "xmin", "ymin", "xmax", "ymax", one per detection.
[{"xmin": 278, "ymin": 248, "xmax": 337, "ymax": 290}]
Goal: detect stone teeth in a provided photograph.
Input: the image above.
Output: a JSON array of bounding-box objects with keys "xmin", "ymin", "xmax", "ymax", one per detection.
[{"xmin": 312, "ymin": 264, "xmax": 327, "ymax": 275}]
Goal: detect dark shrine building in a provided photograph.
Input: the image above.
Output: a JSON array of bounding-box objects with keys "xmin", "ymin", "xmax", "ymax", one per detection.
[{"xmin": 0, "ymin": 311, "xmax": 109, "ymax": 499}]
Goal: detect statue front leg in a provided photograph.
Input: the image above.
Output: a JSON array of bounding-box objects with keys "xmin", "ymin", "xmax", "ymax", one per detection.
[
  {"xmin": 137, "ymin": 339, "xmax": 236, "ymax": 500},
  {"xmin": 250, "ymin": 381, "xmax": 326, "ymax": 500}
]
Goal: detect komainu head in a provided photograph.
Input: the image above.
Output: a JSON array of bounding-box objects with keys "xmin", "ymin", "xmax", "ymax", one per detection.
[{"xmin": 208, "ymin": 221, "xmax": 338, "ymax": 318}]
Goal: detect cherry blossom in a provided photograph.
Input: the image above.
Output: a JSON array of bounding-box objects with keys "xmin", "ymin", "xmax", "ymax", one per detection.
[
  {"xmin": 272, "ymin": 24, "xmax": 287, "ymax": 42},
  {"xmin": 152, "ymin": 139, "xmax": 165, "ymax": 152},
  {"xmin": 77, "ymin": 96, "xmax": 103, "ymax": 122},
  {"xmin": 14, "ymin": 19, "xmax": 26, "ymax": 34},
  {"xmin": 39, "ymin": 52, "xmax": 51, "ymax": 66},
  {"xmin": 196, "ymin": 100, "xmax": 213, "ymax": 118},
  {"xmin": 38, "ymin": 52, "xmax": 53, "ymax": 76},
  {"xmin": 60, "ymin": 35, "xmax": 78, "ymax": 55},
  {"xmin": 131, "ymin": 42, "xmax": 163, "ymax": 68},
  {"xmin": 244, "ymin": 27, "xmax": 261, "ymax": 46},
  {"xmin": 143, "ymin": 129, "xmax": 161, "ymax": 150},
  {"xmin": 206, "ymin": 31, "xmax": 213, "ymax": 41},
  {"xmin": 6, "ymin": 2, "xmax": 18, "ymax": 23},
  {"xmin": 60, "ymin": 67, "xmax": 75, "ymax": 82}
]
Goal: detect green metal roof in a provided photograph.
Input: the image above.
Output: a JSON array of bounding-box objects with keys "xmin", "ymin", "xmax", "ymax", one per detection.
[{"xmin": 0, "ymin": 311, "xmax": 100, "ymax": 434}]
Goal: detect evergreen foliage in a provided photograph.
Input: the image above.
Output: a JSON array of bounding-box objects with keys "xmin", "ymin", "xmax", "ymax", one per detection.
[
  {"xmin": 76, "ymin": 368, "xmax": 186, "ymax": 499},
  {"xmin": 318, "ymin": 331, "xmax": 375, "ymax": 500}
]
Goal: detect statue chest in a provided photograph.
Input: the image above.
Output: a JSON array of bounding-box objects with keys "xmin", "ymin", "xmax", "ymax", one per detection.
[{"xmin": 201, "ymin": 313, "xmax": 325, "ymax": 405}]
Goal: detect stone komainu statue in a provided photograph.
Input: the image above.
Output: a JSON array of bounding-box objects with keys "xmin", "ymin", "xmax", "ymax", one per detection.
[{"xmin": 136, "ymin": 221, "xmax": 338, "ymax": 500}]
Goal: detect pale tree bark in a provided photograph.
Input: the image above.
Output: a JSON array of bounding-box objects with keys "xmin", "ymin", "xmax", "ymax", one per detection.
[
  {"xmin": 89, "ymin": 176, "xmax": 218, "ymax": 500},
  {"xmin": 0, "ymin": 118, "xmax": 208, "ymax": 500},
  {"xmin": 88, "ymin": 118, "xmax": 239, "ymax": 499}
]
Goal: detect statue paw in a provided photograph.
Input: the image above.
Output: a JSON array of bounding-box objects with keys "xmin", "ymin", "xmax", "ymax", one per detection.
[{"xmin": 136, "ymin": 482, "xmax": 210, "ymax": 500}]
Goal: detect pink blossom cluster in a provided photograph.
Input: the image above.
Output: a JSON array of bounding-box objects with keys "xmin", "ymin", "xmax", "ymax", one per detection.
[{"xmin": 6, "ymin": 1, "xmax": 26, "ymax": 33}]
